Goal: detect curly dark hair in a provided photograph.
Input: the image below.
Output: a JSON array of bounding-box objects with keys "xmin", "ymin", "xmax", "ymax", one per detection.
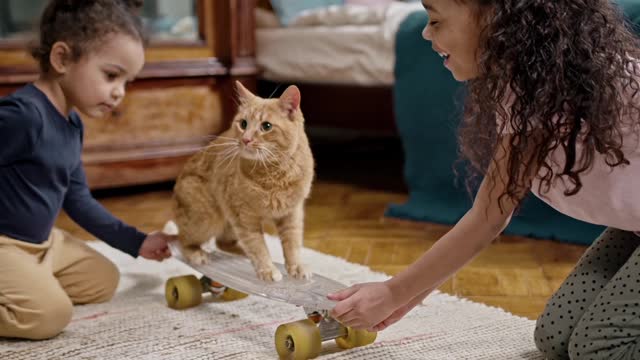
[
  {"xmin": 31, "ymin": 0, "xmax": 147, "ymax": 72},
  {"xmin": 458, "ymin": 0, "xmax": 640, "ymax": 209}
]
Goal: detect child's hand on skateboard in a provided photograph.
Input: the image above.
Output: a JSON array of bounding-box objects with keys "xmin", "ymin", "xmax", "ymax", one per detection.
[{"xmin": 139, "ymin": 231, "xmax": 176, "ymax": 261}]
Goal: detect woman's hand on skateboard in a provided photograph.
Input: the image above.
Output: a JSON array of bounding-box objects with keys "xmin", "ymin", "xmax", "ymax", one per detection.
[
  {"xmin": 327, "ymin": 281, "xmax": 400, "ymax": 331},
  {"xmin": 370, "ymin": 289, "xmax": 431, "ymax": 331}
]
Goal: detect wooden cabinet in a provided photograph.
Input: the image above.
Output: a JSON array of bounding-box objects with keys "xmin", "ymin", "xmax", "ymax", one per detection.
[{"xmin": 0, "ymin": 0, "xmax": 258, "ymax": 189}]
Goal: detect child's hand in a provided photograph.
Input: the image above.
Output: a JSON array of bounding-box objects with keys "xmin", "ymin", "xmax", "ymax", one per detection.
[
  {"xmin": 328, "ymin": 281, "xmax": 399, "ymax": 331},
  {"xmin": 138, "ymin": 231, "xmax": 176, "ymax": 261}
]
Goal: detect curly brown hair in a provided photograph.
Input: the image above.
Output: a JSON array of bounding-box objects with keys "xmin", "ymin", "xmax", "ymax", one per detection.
[
  {"xmin": 31, "ymin": 0, "xmax": 146, "ymax": 73},
  {"xmin": 458, "ymin": 0, "xmax": 640, "ymax": 208}
]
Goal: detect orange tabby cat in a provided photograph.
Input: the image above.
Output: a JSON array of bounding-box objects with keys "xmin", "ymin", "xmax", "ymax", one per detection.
[{"xmin": 172, "ymin": 81, "xmax": 314, "ymax": 281}]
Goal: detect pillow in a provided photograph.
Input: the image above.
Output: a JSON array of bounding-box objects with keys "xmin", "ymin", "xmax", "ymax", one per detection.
[
  {"xmin": 290, "ymin": 5, "xmax": 386, "ymax": 27},
  {"xmin": 269, "ymin": 0, "xmax": 345, "ymax": 25}
]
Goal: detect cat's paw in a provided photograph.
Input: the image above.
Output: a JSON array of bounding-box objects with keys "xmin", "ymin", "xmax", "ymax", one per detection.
[
  {"xmin": 184, "ymin": 249, "xmax": 209, "ymax": 265},
  {"xmin": 256, "ymin": 264, "xmax": 283, "ymax": 282},
  {"xmin": 286, "ymin": 263, "xmax": 312, "ymax": 280}
]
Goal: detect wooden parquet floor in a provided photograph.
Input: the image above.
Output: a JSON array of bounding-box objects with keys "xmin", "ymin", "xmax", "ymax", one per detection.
[{"xmin": 55, "ymin": 136, "xmax": 588, "ymax": 320}]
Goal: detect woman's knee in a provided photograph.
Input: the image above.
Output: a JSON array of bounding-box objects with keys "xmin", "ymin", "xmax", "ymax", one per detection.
[
  {"xmin": 567, "ymin": 313, "xmax": 640, "ymax": 359},
  {"xmin": 567, "ymin": 331, "xmax": 589, "ymax": 360},
  {"xmin": 534, "ymin": 313, "xmax": 571, "ymax": 360}
]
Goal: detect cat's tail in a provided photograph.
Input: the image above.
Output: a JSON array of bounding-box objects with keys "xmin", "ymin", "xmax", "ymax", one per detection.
[{"xmin": 163, "ymin": 220, "xmax": 179, "ymax": 235}]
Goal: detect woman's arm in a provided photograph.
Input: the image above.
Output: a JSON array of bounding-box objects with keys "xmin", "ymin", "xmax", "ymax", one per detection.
[
  {"xmin": 387, "ymin": 133, "xmax": 536, "ymax": 305},
  {"xmin": 330, "ymin": 134, "xmax": 539, "ymax": 330}
]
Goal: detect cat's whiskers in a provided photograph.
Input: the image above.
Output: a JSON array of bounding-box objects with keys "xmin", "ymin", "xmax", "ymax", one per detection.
[
  {"xmin": 258, "ymin": 145, "xmax": 278, "ymax": 164},
  {"xmin": 217, "ymin": 144, "xmax": 240, "ymax": 171},
  {"xmin": 250, "ymin": 155, "xmax": 259, "ymax": 173},
  {"xmin": 255, "ymin": 148, "xmax": 283, "ymax": 183},
  {"xmin": 204, "ymin": 140, "xmax": 239, "ymax": 148},
  {"xmin": 253, "ymin": 150, "xmax": 263, "ymax": 170},
  {"xmin": 203, "ymin": 143, "xmax": 239, "ymax": 153},
  {"xmin": 201, "ymin": 133, "xmax": 241, "ymax": 142},
  {"xmin": 254, "ymin": 146, "xmax": 272, "ymax": 165},
  {"xmin": 202, "ymin": 141, "xmax": 239, "ymax": 157},
  {"xmin": 224, "ymin": 149, "xmax": 240, "ymax": 171},
  {"xmin": 216, "ymin": 147, "xmax": 235, "ymax": 165},
  {"xmin": 257, "ymin": 148, "xmax": 269, "ymax": 169},
  {"xmin": 260, "ymin": 153, "xmax": 273, "ymax": 170},
  {"xmin": 256, "ymin": 146, "xmax": 282, "ymax": 182},
  {"xmin": 263, "ymin": 147, "xmax": 300, "ymax": 175},
  {"xmin": 252, "ymin": 145, "xmax": 304, "ymax": 182},
  {"xmin": 205, "ymin": 140, "xmax": 239, "ymax": 146}
]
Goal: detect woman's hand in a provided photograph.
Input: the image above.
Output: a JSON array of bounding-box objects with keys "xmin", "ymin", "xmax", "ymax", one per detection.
[
  {"xmin": 328, "ymin": 281, "xmax": 402, "ymax": 331},
  {"xmin": 371, "ymin": 289, "xmax": 431, "ymax": 331}
]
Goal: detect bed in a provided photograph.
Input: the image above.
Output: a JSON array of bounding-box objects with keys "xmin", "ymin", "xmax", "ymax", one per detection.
[{"xmin": 254, "ymin": 1, "xmax": 423, "ymax": 134}]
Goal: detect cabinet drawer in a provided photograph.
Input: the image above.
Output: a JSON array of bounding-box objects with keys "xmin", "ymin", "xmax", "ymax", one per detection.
[{"xmin": 82, "ymin": 83, "xmax": 224, "ymax": 150}]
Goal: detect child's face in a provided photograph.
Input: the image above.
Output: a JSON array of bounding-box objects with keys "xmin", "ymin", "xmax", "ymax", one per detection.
[
  {"xmin": 61, "ymin": 33, "xmax": 145, "ymax": 118},
  {"xmin": 421, "ymin": 0, "xmax": 485, "ymax": 81}
]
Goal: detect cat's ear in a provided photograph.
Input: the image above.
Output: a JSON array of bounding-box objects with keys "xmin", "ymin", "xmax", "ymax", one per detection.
[
  {"xmin": 279, "ymin": 85, "xmax": 301, "ymax": 118},
  {"xmin": 235, "ymin": 80, "xmax": 256, "ymax": 103}
]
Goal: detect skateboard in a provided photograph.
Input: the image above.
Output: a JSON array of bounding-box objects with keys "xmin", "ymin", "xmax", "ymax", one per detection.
[{"xmin": 164, "ymin": 242, "xmax": 377, "ymax": 360}]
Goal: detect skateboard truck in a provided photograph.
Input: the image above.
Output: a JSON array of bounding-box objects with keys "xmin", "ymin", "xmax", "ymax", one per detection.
[{"xmin": 201, "ymin": 276, "xmax": 249, "ymax": 301}]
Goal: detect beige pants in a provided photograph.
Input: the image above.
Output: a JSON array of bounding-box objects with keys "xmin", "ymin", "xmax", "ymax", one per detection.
[{"xmin": 0, "ymin": 228, "xmax": 119, "ymax": 340}]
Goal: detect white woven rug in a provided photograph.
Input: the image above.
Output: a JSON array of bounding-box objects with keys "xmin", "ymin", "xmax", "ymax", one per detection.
[{"xmin": 0, "ymin": 234, "xmax": 543, "ymax": 359}]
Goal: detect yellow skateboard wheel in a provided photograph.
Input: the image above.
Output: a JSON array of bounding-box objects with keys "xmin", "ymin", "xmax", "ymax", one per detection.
[
  {"xmin": 335, "ymin": 326, "xmax": 377, "ymax": 349},
  {"xmin": 275, "ymin": 319, "xmax": 321, "ymax": 360},
  {"xmin": 165, "ymin": 275, "xmax": 203, "ymax": 309}
]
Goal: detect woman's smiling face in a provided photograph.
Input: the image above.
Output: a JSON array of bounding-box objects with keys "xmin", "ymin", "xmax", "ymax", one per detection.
[{"xmin": 421, "ymin": 0, "xmax": 487, "ymax": 81}]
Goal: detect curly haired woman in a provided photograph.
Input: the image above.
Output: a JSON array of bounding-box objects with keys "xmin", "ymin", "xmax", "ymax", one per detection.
[{"xmin": 328, "ymin": 1, "xmax": 640, "ymax": 358}]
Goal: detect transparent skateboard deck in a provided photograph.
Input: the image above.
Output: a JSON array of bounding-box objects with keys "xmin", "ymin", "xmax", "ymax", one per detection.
[{"xmin": 169, "ymin": 242, "xmax": 346, "ymax": 310}]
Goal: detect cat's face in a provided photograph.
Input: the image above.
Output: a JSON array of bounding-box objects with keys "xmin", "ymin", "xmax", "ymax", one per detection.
[{"xmin": 230, "ymin": 82, "xmax": 304, "ymax": 161}]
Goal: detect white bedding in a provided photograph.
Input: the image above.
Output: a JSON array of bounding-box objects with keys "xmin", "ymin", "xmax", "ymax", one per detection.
[{"xmin": 255, "ymin": 2, "xmax": 424, "ymax": 86}]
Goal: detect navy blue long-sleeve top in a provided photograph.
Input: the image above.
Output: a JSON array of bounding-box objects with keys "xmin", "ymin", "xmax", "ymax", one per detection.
[{"xmin": 0, "ymin": 83, "xmax": 146, "ymax": 257}]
